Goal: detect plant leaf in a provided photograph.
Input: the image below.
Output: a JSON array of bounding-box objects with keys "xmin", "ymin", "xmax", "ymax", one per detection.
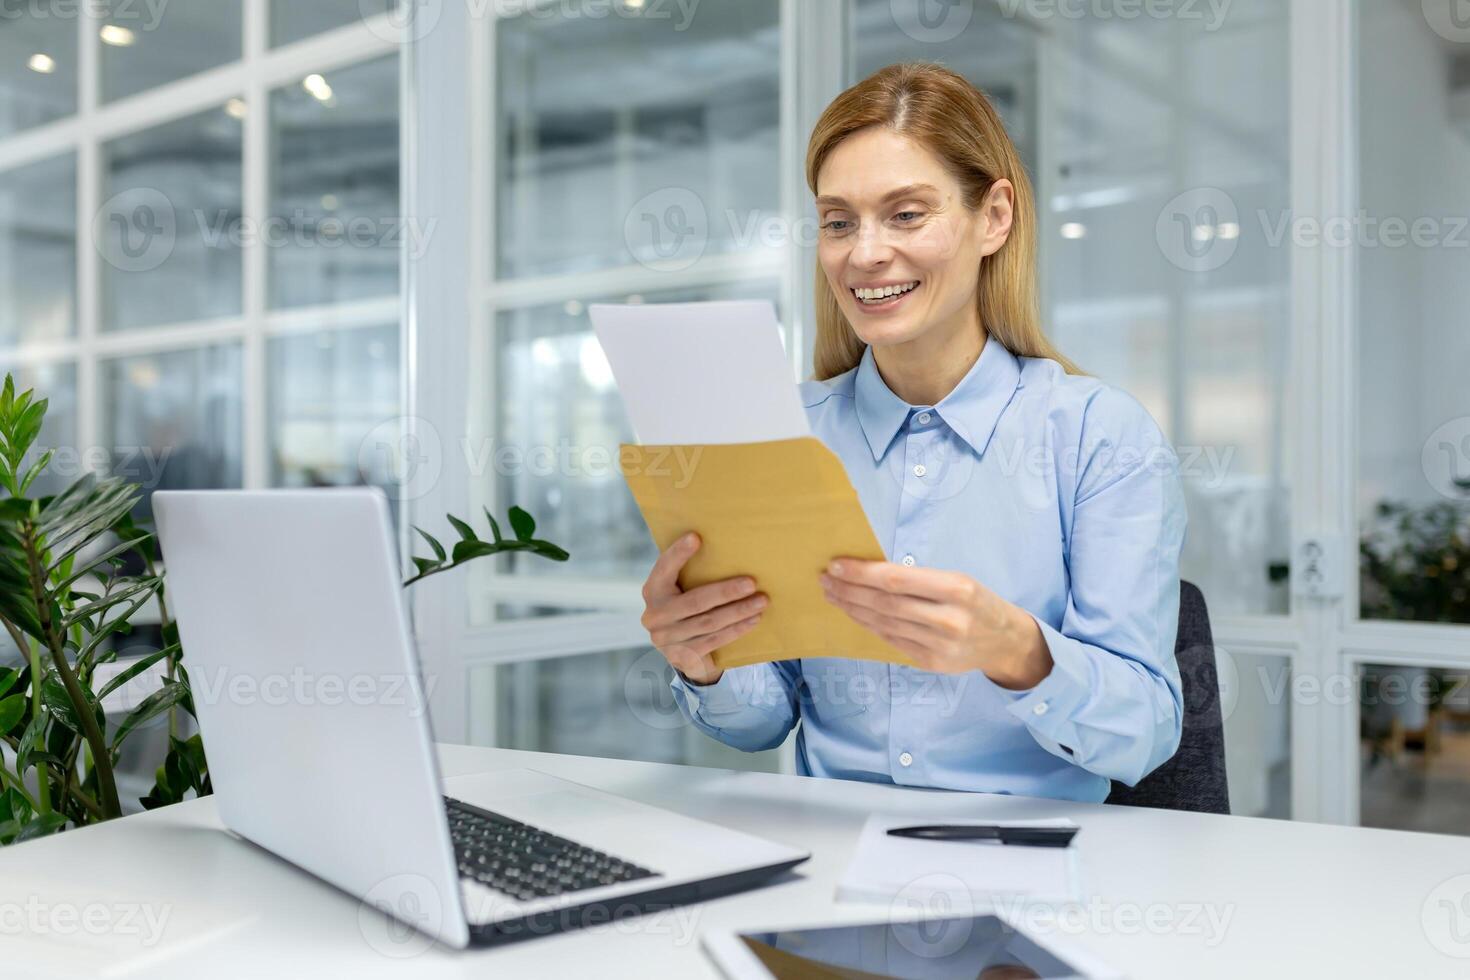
[
  {"xmin": 0, "ymin": 694, "xmax": 23, "ymax": 735},
  {"xmin": 15, "ymin": 712, "xmax": 45, "ymax": 774},
  {"xmin": 62, "ymin": 578, "xmax": 159, "ymax": 631},
  {"xmin": 95, "ymin": 645, "xmax": 176, "ymax": 702},
  {"xmin": 112, "ymin": 680, "xmax": 190, "ymax": 749},
  {"xmin": 446, "ymin": 514, "xmax": 477, "ymax": 542},
  {"xmin": 508, "ymin": 506, "xmax": 535, "ymax": 541},
  {"xmin": 14, "ymin": 811, "xmax": 68, "ymax": 843},
  {"xmin": 483, "ymin": 508, "xmax": 504, "ymax": 544},
  {"xmin": 450, "ymin": 539, "xmax": 500, "ymax": 563},
  {"xmin": 410, "ymin": 556, "xmax": 441, "ymax": 577},
  {"xmin": 413, "ymin": 526, "xmax": 446, "ymax": 562}
]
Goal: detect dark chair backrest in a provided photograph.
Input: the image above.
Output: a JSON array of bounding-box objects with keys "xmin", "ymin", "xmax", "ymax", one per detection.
[{"xmin": 1106, "ymin": 581, "xmax": 1229, "ymax": 814}]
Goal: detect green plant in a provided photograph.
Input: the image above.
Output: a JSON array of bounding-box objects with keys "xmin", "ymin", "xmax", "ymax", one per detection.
[
  {"xmin": 1360, "ymin": 499, "xmax": 1470, "ymax": 624},
  {"xmin": 0, "ymin": 374, "xmax": 568, "ymax": 845}
]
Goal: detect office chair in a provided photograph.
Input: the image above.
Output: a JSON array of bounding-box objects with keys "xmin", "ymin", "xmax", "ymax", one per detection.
[{"xmin": 1106, "ymin": 581, "xmax": 1230, "ymax": 814}]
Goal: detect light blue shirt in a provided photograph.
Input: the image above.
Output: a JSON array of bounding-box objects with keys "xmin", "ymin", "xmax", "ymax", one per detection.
[{"xmin": 669, "ymin": 339, "xmax": 1187, "ymax": 803}]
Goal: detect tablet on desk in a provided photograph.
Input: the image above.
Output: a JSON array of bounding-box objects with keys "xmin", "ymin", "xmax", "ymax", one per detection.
[{"xmin": 703, "ymin": 913, "xmax": 1118, "ymax": 980}]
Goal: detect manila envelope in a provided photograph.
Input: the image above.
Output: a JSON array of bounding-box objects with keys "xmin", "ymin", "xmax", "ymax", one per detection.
[{"xmin": 620, "ymin": 436, "xmax": 915, "ymax": 670}]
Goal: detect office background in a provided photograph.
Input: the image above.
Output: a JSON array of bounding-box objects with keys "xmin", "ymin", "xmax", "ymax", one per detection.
[{"xmin": 0, "ymin": 0, "xmax": 1467, "ymax": 835}]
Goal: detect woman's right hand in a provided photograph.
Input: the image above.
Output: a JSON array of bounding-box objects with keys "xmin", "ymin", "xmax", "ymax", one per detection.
[{"xmin": 640, "ymin": 532, "xmax": 767, "ymax": 686}]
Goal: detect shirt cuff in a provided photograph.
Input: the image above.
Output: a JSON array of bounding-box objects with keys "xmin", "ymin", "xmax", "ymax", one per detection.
[
  {"xmin": 669, "ymin": 665, "xmax": 757, "ymax": 718},
  {"xmin": 1002, "ymin": 615, "xmax": 1093, "ymax": 757}
]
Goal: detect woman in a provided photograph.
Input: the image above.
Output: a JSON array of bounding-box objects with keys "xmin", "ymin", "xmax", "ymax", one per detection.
[{"xmin": 638, "ymin": 63, "xmax": 1186, "ymax": 803}]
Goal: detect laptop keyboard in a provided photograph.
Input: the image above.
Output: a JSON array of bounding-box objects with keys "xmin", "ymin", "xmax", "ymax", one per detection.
[{"xmin": 445, "ymin": 797, "xmax": 659, "ymax": 903}]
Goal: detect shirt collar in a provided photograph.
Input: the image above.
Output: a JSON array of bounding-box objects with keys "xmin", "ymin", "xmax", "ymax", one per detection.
[{"xmin": 853, "ymin": 338, "xmax": 1023, "ymax": 461}]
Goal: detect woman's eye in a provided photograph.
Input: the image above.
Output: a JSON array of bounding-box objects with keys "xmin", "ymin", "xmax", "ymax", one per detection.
[
  {"xmin": 894, "ymin": 210, "xmax": 922, "ymax": 223},
  {"xmin": 823, "ymin": 219, "xmax": 853, "ymax": 233}
]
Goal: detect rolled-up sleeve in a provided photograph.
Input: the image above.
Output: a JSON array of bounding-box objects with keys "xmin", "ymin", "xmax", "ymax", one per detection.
[
  {"xmin": 1004, "ymin": 391, "xmax": 1187, "ymax": 786},
  {"xmin": 669, "ymin": 660, "xmax": 801, "ymax": 752}
]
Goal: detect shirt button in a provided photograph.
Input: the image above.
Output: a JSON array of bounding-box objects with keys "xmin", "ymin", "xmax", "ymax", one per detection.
[
  {"xmin": 917, "ymin": 412, "xmax": 932, "ymax": 425},
  {"xmin": 1033, "ymin": 702, "xmax": 1049, "ymax": 716},
  {"xmin": 901, "ymin": 554, "xmax": 916, "ymax": 566},
  {"xmin": 898, "ymin": 752, "xmax": 914, "ymax": 767},
  {"xmin": 912, "ymin": 463, "xmax": 927, "ymax": 477}
]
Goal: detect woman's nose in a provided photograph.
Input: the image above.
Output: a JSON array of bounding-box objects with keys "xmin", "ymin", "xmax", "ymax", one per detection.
[{"xmin": 849, "ymin": 225, "xmax": 895, "ymax": 268}]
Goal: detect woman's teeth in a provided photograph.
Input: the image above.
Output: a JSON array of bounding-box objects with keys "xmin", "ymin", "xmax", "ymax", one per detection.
[{"xmin": 853, "ymin": 281, "xmax": 918, "ymax": 305}]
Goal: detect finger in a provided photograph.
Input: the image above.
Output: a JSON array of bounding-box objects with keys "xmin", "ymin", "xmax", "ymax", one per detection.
[
  {"xmin": 821, "ymin": 574, "xmax": 958, "ymax": 633},
  {"xmin": 658, "ymin": 575, "xmax": 758, "ymax": 623},
  {"xmin": 643, "ymin": 532, "xmax": 702, "ymax": 599},
  {"xmin": 830, "ymin": 594, "xmax": 947, "ymax": 649},
  {"xmin": 684, "ymin": 614, "xmax": 763, "ymax": 657},
  {"xmin": 826, "ymin": 558, "xmax": 976, "ymax": 603},
  {"xmin": 658, "ymin": 593, "xmax": 768, "ymax": 645}
]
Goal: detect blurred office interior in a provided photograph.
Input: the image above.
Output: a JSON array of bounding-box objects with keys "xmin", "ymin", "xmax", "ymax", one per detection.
[{"xmin": 0, "ymin": 0, "xmax": 1467, "ymax": 834}]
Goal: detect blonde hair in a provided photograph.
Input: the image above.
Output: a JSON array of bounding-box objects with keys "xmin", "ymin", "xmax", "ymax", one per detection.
[{"xmin": 806, "ymin": 62, "xmax": 1082, "ymax": 380}]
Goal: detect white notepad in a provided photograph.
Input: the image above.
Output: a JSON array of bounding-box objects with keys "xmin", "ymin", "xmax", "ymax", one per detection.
[{"xmin": 836, "ymin": 815, "xmax": 1083, "ymax": 908}]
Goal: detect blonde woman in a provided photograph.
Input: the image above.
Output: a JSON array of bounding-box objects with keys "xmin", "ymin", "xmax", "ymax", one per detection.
[{"xmin": 638, "ymin": 63, "xmax": 1186, "ymax": 802}]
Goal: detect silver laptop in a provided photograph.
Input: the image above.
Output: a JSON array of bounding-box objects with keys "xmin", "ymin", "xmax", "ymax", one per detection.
[{"xmin": 153, "ymin": 488, "xmax": 808, "ymax": 949}]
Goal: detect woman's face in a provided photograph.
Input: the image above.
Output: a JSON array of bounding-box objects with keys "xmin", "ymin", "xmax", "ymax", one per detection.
[{"xmin": 815, "ymin": 126, "xmax": 1012, "ymax": 353}]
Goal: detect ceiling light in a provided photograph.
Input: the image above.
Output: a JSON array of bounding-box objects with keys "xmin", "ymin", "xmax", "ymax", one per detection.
[
  {"xmin": 1060, "ymin": 222, "xmax": 1087, "ymax": 240},
  {"xmin": 27, "ymin": 53, "xmax": 55, "ymax": 74},
  {"xmin": 303, "ymin": 73, "xmax": 334, "ymax": 103},
  {"xmin": 99, "ymin": 24, "xmax": 135, "ymax": 47},
  {"xmin": 224, "ymin": 98, "xmax": 247, "ymax": 119}
]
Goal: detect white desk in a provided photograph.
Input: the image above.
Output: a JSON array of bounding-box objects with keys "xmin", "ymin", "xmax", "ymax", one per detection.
[{"xmin": 4, "ymin": 743, "xmax": 1469, "ymax": 978}]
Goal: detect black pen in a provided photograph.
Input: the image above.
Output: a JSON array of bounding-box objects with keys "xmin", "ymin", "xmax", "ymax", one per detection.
[{"xmin": 886, "ymin": 824, "xmax": 1078, "ymax": 847}]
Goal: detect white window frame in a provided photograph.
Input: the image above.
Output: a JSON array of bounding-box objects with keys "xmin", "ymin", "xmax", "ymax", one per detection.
[
  {"xmin": 0, "ymin": 1, "xmax": 402, "ymax": 496},
  {"xmin": 409, "ymin": 0, "xmax": 1470, "ymax": 829}
]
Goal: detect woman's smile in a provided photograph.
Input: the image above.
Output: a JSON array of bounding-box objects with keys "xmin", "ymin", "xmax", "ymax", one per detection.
[{"xmin": 850, "ymin": 279, "xmax": 922, "ymax": 312}]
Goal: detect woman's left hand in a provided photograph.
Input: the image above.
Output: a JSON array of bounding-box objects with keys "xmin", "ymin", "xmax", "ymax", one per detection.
[{"xmin": 820, "ymin": 559, "xmax": 1053, "ymax": 689}]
